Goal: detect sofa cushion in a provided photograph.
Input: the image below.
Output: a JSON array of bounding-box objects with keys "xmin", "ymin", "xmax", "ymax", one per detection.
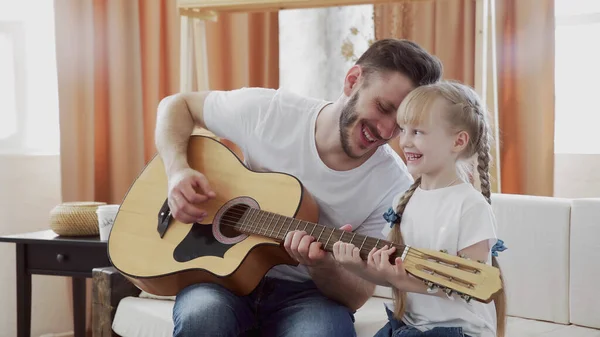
[
  {"xmin": 113, "ymin": 297, "xmax": 173, "ymax": 337},
  {"xmin": 490, "ymin": 193, "xmax": 571, "ymax": 324},
  {"xmin": 112, "ymin": 296, "xmax": 600, "ymax": 337},
  {"xmin": 354, "ymin": 296, "xmax": 391, "ymax": 336},
  {"xmin": 112, "ymin": 296, "xmax": 391, "ymax": 337},
  {"xmin": 505, "ymin": 316, "xmax": 600, "ymax": 336},
  {"xmin": 569, "ymin": 198, "xmax": 600, "ymax": 329}
]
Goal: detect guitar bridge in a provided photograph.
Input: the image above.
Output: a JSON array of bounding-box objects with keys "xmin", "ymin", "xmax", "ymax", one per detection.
[{"xmin": 157, "ymin": 198, "xmax": 172, "ymax": 238}]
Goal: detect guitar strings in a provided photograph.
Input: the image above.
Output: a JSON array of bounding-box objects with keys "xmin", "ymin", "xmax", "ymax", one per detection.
[
  {"xmin": 214, "ymin": 214, "xmax": 480, "ymax": 292},
  {"xmin": 219, "ymin": 207, "xmax": 489, "ymax": 278},
  {"xmin": 218, "ymin": 215, "xmax": 432, "ymax": 265},
  {"xmin": 203, "ymin": 209, "xmax": 483, "ymax": 295},
  {"xmin": 215, "ymin": 208, "xmax": 430, "ymax": 262},
  {"xmin": 219, "ymin": 209, "xmax": 404, "ymax": 252},
  {"xmin": 219, "ymin": 207, "xmax": 436, "ymax": 261}
]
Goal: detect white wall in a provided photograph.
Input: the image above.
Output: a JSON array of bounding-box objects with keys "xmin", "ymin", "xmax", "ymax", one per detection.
[
  {"xmin": 554, "ymin": 154, "xmax": 600, "ymax": 198},
  {"xmin": 0, "ymin": 154, "xmax": 73, "ymax": 337}
]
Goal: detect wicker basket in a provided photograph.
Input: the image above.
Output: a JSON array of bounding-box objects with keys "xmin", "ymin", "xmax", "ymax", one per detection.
[{"xmin": 49, "ymin": 201, "xmax": 107, "ymax": 236}]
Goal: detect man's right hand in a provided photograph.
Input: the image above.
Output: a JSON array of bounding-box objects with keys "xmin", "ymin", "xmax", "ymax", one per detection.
[{"xmin": 167, "ymin": 168, "xmax": 216, "ymax": 224}]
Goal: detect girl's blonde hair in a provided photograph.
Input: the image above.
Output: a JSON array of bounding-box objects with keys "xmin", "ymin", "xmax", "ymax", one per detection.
[{"xmin": 390, "ymin": 80, "xmax": 506, "ymax": 337}]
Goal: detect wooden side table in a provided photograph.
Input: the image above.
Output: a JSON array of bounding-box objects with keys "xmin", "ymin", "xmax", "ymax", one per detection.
[{"xmin": 0, "ymin": 230, "xmax": 112, "ymax": 337}]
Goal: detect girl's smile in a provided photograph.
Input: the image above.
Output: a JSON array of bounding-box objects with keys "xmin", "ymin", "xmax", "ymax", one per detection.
[
  {"xmin": 397, "ymin": 97, "xmax": 469, "ymax": 190},
  {"xmin": 404, "ymin": 152, "xmax": 423, "ymax": 163}
]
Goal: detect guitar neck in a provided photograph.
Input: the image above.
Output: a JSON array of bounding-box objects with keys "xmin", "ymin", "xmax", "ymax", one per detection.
[{"xmin": 231, "ymin": 207, "xmax": 405, "ymax": 261}]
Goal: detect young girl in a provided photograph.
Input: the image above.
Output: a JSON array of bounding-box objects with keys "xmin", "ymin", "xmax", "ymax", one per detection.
[{"xmin": 333, "ymin": 81, "xmax": 507, "ymax": 337}]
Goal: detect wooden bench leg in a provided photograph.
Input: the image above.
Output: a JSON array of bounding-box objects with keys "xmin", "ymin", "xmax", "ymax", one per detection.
[{"xmin": 92, "ymin": 267, "xmax": 140, "ymax": 337}]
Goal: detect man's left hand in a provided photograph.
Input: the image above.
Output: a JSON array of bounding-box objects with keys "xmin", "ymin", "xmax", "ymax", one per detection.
[{"xmin": 283, "ymin": 224, "xmax": 353, "ymax": 267}]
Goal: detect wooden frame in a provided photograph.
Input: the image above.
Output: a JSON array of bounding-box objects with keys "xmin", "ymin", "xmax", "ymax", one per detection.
[
  {"xmin": 176, "ymin": 0, "xmax": 501, "ymax": 192},
  {"xmin": 475, "ymin": 0, "xmax": 501, "ymax": 192},
  {"xmin": 178, "ymin": 0, "xmax": 429, "ymax": 13},
  {"xmin": 92, "ymin": 267, "xmax": 141, "ymax": 337},
  {"xmin": 0, "ymin": 21, "xmax": 27, "ymax": 152}
]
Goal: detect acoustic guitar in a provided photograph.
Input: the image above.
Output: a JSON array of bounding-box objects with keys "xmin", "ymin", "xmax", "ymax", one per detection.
[{"xmin": 107, "ymin": 135, "xmax": 502, "ymax": 304}]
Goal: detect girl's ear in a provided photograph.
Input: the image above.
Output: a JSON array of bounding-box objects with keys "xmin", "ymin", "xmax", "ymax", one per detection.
[{"xmin": 453, "ymin": 130, "xmax": 469, "ymax": 153}]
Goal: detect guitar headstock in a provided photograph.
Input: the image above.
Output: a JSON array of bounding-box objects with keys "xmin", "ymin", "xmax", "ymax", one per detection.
[{"xmin": 403, "ymin": 247, "xmax": 502, "ymax": 304}]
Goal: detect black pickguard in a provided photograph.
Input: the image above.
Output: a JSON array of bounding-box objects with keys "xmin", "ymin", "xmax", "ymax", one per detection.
[{"xmin": 173, "ymin": 223, "xmax": 233, "ymax": 262}]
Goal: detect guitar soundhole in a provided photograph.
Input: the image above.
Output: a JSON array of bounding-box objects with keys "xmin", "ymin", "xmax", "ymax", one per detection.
[
  {"xmin": 212, "ymin": 197, "xmax": 259, "ymax": 245},
  {"xmin": 221, "ymin": 204, "xmax": 249, "ymax": 238}
]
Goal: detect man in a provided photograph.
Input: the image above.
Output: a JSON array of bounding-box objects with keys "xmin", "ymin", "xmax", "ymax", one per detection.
[{"xmin": 155, "ymin": 38, "xmax": 442, "ymax": 337}]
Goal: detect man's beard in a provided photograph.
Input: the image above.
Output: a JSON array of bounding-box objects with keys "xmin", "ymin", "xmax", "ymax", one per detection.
[{"xmin": 339, "ymin": 91, "xmax": 361, "ymax": 159}]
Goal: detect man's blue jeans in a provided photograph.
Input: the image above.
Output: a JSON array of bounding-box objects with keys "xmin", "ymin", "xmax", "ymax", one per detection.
[{"xmin": 172, "ymin": 276, "xmax": 356, "ymax": 337}]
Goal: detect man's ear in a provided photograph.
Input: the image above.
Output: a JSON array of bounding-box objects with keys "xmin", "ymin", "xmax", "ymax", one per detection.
[
  {"xmin": 343, "ymin": 65, "xmax": 363, "ymax": 97},
  {"xmin": 453, "ymin": 130, "xmax": 469, "ymax": 153}
]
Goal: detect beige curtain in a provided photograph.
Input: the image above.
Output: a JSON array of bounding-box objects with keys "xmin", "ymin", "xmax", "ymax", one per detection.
[
  {"xmin": 205, "ymin": 12, "xmax": 279, "ymax": 90},
  {"xmin": 184, "ymin": 10, "xmax": 280, "ymax": 159},
  {"xmin": 495, "ymin": 0, "xmax": 555, "ymax": 196},
  {"xmin": 53, "ymin": 1, "xmax": 180, "ymax": 333},
  {"xmin": 375, "ymin": 0, "xmax": 476, "ymax": 84},
  {"xmin": 54, "ymin": 0, "xmax": 180, "ymax": 205},
  {"xmin": 374, "ymin": 0, "xmax": 476, "ymax": 164}
]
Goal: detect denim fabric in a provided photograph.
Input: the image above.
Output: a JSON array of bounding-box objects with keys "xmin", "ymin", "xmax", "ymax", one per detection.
[
  {"xmin": 172, "ymin": 277, "xmax": 356, "ymax": 337},
  {"xmin": 373, "ymin": 306, "xmax": 470, "ymax": 337}
]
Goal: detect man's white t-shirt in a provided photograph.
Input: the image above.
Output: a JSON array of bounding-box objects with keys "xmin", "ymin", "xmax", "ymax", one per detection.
[
  {"xmin": 203, "ymin": 87, "xmax": 414, "ymax": 282},
  {"xmin": 384, "ymin": 183, "xmax": 499, "ymax": 337}
]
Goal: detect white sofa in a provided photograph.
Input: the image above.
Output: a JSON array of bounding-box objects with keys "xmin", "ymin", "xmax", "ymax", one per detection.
[{"xmin": 101, "ymin": 193, "xmax": 600, "ymax": 337}]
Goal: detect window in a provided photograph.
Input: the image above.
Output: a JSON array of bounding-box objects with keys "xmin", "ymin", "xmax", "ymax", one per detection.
[
  {"xmin": 0, "ymin": 0, "xmax": 59, "ymax": 155},
  {"xmin": 0, "ymin": 22, "xmax": 25, "ymax": 149},
  {"xmin": 554, "ymin": 0, "xmax": 600, "ymax": 154},
  {"xmin": 279, "ymin": 5, "xmax": 374, "ymax": 101}
]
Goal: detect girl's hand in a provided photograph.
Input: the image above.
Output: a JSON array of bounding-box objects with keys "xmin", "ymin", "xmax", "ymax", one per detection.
[
  {"xmin": 332, "ymin": 241, "xmax": 365, "ymax": 272},
  {"xmin": 368, "ymin": 245, "xmax": 410, "ymax": 286},
  {"xmin": 333, "ymin": 241, "xmax": 392, "ymax": 286}
]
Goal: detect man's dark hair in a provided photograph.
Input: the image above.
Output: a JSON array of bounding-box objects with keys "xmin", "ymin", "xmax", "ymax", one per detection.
[{"xmin": 355, "ymin": 38, "xmax": 443, "ymax": 86}]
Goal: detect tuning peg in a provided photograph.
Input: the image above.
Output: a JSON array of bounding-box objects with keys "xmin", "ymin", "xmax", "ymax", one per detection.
[
  {"xmin": 423, "ymin": 280, "xmax": 438, "ymax": 294},
  {"xmin": 477, "ymin": 260, "xmax": 486, "ymax": 264},
  {"xmin": 439, "ymin": 249, "xmax": 448, "ymax": 254},
  {"xmin": 443, "ymin": 287, "xmax": 455, "ymax": 300},
  {"xmin": 460, "ymin": 294, "xmax": 472, "ymax": 303},
  {"xmin": 459, "ymin": 253, "xmax": 472, "ymax": 260},
  {"xmin": 426, "ymin": 282, "xmax": 438, "ymax": 294}
]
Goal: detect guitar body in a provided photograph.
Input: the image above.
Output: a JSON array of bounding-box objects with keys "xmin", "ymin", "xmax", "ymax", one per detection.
[{"xmin": 108, "ymin": 135, "xmax": 319, "ymax": 296}]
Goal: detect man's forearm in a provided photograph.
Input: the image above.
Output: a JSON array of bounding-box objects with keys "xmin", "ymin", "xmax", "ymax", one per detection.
[
  {"xmin": 308, "ymin": 256, "xmax": 375, "ymax": 311},
  {"xmin": 155, "ymin": 95, "xmax": 196, "ymax": 175},
  {"xmin": 340, "ymin": 264, "xmax": 392, "ymax": 288}
]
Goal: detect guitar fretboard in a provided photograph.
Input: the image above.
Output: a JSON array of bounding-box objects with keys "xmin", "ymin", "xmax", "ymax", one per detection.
[{"xmin": 220, "ymin": 204, "xmax": 405, "ymax": 261}]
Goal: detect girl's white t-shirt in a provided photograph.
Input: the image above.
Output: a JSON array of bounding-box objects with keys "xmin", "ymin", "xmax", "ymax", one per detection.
[{"xmin": 385, "ymin": 183, "xmax": 499, "ymax": 337}]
